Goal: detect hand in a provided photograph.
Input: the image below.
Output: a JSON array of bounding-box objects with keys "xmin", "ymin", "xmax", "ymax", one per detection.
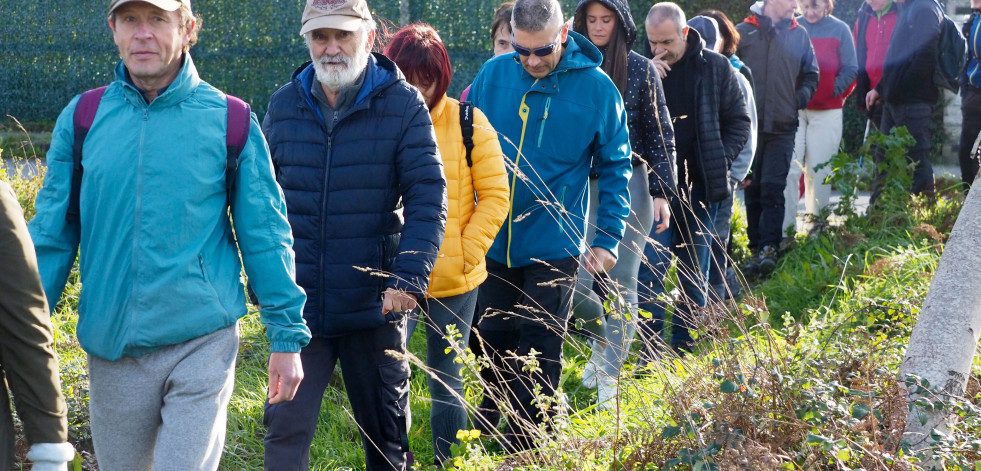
[
  {"xmin": 652, "ymin": 197, "xmax": 671, "ymax": 234},
  {"xmin": 584, "ymin": 246, "xmax": 616, "ymax": 274},
  {"xmin": 739, "ymin": 178, "xmax": 752, "ymax": 190},
  {"xmin": 382, "ymin": 288, "xmax": 418, "ymax": 314},
  {"xmin": 268, "ymin": 352, "xmax": 303, "ymax": 404},
  {"xmin": 651, "ymin": 50, "xmax": 671, "ymax": 79},
  {"xmin": 865, "ymin": 89, "xmax": 880, "ymax": 110}
]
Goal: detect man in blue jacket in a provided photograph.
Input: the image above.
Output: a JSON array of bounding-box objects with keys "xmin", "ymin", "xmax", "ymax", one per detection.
[
  {"xmin": 28, "ymin": 0, "xmax": 311, "ymax": 469},
  {"xmin": 866, "ymin": 0, "xmax": 944, "ymax": 200},
  {"xmin": 260, "ymin": 0, "xmax": 447, "ymax": 469},
  {"xmin": 466, "ymin": 0, "xmax": 632, "ymax": 451}
]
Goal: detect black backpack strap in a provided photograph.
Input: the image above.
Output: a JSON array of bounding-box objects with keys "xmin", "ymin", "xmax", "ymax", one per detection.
[
  {"xmin": 460, "ymin": 101, "xmax": 475, "ymax": 167},
  {"xmin": 68, "ymin": 86, "xmax": 108, "ymax": 223},
  {"xmin": 225, "ymin": 95, "xmax": 251, "ymax": 209}
]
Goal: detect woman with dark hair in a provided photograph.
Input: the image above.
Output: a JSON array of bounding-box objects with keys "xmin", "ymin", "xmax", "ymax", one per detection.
[
  {"xmin": 384, "ymin": 23, "xmax": 510, "ymax": 466},
  {"xmin": 571, "ymin": 0, "xmax": 676, "ymax": 409}
]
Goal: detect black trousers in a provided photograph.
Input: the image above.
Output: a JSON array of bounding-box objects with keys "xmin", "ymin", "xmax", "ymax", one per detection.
[
  {"xmin": 263, "ymin": 317, "xmax": 410, "ymax": 471},
  {"xmin": 476, "ymin": 257, "xmax": 578, "ymax": 451},
  {"xmin": 745, "ymin": 131, "xmax": 797, "ymax": 250},
  {"xmin": 959, "ymin": 86, "xmax": 981, "ymax": 185}
]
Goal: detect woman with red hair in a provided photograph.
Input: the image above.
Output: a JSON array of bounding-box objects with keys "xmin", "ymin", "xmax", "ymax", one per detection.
[{"xmin": 384, "ymin": 23, "xmax": 510, "ymax": 467}]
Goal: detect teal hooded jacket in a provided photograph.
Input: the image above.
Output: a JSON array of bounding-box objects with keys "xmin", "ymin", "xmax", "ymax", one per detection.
[
  {"xmin": 468, "ymin": 30, "xmax": 632, "ymax": 268},
  {"xmin": 29, "ymin": 56, "xmax": 311, "ymax": 361}
]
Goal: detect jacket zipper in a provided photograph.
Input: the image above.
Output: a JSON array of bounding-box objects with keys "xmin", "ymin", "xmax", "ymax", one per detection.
[
  {"xmin": 507, "ymin": 83, "xmax": 537, "ymax": 267},
  {"xmin": 536, "ymin": 97, "xmax": 551, "ymax": 148},
  {"xmin": 134, "ymin": 105, "xmax": 149, "ymax": 309},
  {"xmin": 971, "ymin": 16, "xmax": 980, "ymax": 87},
  {"xmin": 319, "ymin": 130, "xmax": 331, "ymax": 328},
  {"xmin": 691, "ymin": 61, "xmax": 712, "ymax": 203}
]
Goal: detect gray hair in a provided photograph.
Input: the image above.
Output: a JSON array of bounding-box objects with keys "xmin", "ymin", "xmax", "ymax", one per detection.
[
  {"xmin": 511, "ymin": 0, "xmax": 563, "ymax": 33},
  {"xmin": 646, "ymin": 2, "xmax": 687, "ymax": 36}
]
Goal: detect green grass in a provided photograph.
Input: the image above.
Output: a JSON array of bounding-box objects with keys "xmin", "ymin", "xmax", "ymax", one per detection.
[{"xmin": 5, "ymin": 126, "xmax": 981, "ymax": 470}]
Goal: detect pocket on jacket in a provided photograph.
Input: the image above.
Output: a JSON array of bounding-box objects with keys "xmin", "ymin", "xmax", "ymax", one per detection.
[
  {"xmin": 197, "ymin": 255, "xmax": 232, "ymax": 320},
  {"xmin": 378, "ymin": 358, "xmax": 411, "ymax": 452}
]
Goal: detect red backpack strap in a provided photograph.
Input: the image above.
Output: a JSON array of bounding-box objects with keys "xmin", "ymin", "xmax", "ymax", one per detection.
[
  {"xmin": 225, "ymin": 95, "xmax": 251, "ymax": 209},
  {"xmin": 67, "ymin": 86, "xmax": 108, "ymax": 222}
]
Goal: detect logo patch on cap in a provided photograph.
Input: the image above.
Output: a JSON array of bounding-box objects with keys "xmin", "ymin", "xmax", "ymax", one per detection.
[{"xmin": 312, "ymin": 0, "xmax": 346, "ymax": 10}]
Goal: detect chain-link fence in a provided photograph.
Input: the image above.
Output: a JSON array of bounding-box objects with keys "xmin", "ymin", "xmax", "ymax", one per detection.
[{"xmin": 4, "ymin": 0, "xmax": 865, "ymax": 126}]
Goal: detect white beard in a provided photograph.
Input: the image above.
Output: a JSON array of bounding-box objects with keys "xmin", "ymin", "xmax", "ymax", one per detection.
[{"xmin": 312, "ymin": 46, "xmax": 369, "ymax": 91}]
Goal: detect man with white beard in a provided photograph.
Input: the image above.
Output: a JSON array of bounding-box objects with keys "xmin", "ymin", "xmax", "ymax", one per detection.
[{"xmin": 260, "ymin": 0, "xmax": 447, "ymax": 469}]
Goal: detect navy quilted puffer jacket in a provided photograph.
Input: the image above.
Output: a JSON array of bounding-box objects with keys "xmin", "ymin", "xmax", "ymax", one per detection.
[{"xmin": 263, "ymin": 53, "xmax": 447, "ymax": 338}]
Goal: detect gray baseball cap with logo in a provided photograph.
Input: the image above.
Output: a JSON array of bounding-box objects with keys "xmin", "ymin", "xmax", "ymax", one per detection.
[{"xmin": 300, "ymin": 0, "xmax": 373, "ymax": 35}]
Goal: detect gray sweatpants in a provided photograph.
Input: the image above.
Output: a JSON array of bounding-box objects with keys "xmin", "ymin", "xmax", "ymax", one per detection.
[
  {"xmin": 88, "ymin": 324, "xmax": 239, "ymax": 471},
  {"xmin": 571, "ymin": 165, "xmax": 655, "ymax": 376}
]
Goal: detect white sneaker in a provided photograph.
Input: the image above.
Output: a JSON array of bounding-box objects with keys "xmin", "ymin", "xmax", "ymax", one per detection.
[
  {"xmin": 581, "ymin": 356, "xmax": 599, "ymax": 389},
  {"xmin": 596, "ymin": 376, "xmax": 618, "ymax": 411}
]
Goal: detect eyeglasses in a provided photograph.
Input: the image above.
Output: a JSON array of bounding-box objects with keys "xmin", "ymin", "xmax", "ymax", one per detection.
[{"xmin": 510, "ymin": 30, "xmax": 563, "ymax": 57}]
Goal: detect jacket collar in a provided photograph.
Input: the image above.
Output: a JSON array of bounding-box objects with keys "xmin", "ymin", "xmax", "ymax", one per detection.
[
  {"xmin": 550, "ymin": 30, "xmax": 604, "ymax": 76},
  {"xmin": 429, "ymin": 94, "xmax": 450, "ymax": 122},
  {"xmin": 115, "ymin": 53, "xmax": 200, "ymax": 107},
  {"xmin": 746, "ymin": 2, "xmax": 800, "ymax": 30},
  {"xmin": 292, "ymin": 52, "xmax": 400, "ymax": 119}
]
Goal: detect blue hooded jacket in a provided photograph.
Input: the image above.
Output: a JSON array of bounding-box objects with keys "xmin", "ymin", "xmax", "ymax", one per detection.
[
  {"xmin": 29, "ymin": 56, "xmax": 311, "ymax": 360},
  {"xmin": 468, "ymin": 30, "xmax": 632, "ymax": 267}
]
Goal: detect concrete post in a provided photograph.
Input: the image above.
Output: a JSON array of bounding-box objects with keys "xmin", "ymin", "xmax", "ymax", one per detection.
[{"xmin": 900, "ymin": 183, "xmax": 981, "ymax": 451}]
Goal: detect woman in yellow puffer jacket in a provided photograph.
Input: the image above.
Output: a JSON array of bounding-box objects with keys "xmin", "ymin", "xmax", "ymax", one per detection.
[{"xmin": 384, "ymin": 23, "xmax": 510, "ymax": 467}]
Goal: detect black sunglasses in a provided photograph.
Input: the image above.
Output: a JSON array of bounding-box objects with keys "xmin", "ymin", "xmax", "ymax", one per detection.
[{"xmin": 510, "ymin": 31, "xmax": 562, "ymax": 57}]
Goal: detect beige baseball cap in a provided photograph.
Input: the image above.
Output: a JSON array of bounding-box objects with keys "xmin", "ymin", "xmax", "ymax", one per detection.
[
  {"xmin": 109, "ymin": 0, "xmax": 191, "ymax": 12},
  {"xmin": 300, "ymin": 0, "xmax": 373, "ymax": 35}
]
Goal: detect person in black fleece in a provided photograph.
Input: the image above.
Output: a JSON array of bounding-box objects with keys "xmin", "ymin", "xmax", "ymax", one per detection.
[{"xmin": 639, "ymin": 1, "xmax": 751, "ymax": 354}]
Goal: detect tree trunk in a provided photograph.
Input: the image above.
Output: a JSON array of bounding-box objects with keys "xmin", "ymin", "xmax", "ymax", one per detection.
[
  {"xmin": 900, "ymin": 184, "xmax": 981, "ymax": 454},
  {"xmin": 400, "ymin": 0, "xmax": 410, "ymax": 26}
]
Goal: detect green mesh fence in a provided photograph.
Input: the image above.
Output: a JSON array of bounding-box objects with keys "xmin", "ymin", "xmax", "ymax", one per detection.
[{"xmin": 2, "ymin": 0, "xmax": 861, "ymax": 126}]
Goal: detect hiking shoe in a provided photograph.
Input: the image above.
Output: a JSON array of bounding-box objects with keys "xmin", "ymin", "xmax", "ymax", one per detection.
[
  {"xmin": 758, "ymin": 245, "xmax": 778, "ymax": 277},
  {"xmin": 740, "ymin": 251, "xmax": 761, "ymax": 279},
  {"xmin": 581, "ymin": 355, "xmax": 599, "ymax": 389},
  {"xmin": 724, "ymin": 267, "xmax": 741, "ymax": 298},
  {"xmin": 596, "ymin": 375, "xmax": 618, "ymax": 411}
]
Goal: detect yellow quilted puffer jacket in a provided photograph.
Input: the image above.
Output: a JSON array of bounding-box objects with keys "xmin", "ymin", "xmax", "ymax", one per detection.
[{"xmin": 426, "ymin": 96, "xmax": 510, "ymax": 298}]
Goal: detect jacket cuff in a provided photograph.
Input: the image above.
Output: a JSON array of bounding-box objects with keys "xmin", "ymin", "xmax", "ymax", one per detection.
[
  {"xmin": 269, "ymin": 341, "xmax": 303, "ymax": 353},
  {"xmin": 590, "ymin": 233, "xmax": 620, "ymax": 260},
  {"xmin": 27, "ymin": 442, "xmax": 75, "ymax": 469}
]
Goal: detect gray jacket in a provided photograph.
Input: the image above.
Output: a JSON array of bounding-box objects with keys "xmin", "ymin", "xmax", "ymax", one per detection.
[{"xmin": 736, "ymin": 2, "xmax": 820, "ymax": 133}]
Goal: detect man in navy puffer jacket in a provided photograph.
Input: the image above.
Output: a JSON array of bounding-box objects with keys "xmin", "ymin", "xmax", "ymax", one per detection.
[{"xmin": 260, "ymin": 0, "xmax": 447, "ymax": 469}]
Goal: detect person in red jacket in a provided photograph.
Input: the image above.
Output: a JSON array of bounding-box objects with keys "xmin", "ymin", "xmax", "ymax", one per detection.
[
  {"xmin": 854, "ymin": 0, "xmax": 898, "ymax": 126},
  {"xmin": 783, "ymin": 0, "xmax": 857, "ymax": 235}
]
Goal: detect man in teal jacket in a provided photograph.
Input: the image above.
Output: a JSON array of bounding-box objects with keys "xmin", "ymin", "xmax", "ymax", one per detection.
[
  {"xmin": 28, "ymin": 0, "xmax": 311, "ymax": 469},
  {"xmin": 467, "ymin": 0, "xmax": 632, "ymax": 451}
]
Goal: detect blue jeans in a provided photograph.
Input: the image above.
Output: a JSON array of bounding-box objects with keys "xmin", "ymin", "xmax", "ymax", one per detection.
[{"xmin": 637, "ymin": 191, "xmax": 719, "ymax": 350}]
